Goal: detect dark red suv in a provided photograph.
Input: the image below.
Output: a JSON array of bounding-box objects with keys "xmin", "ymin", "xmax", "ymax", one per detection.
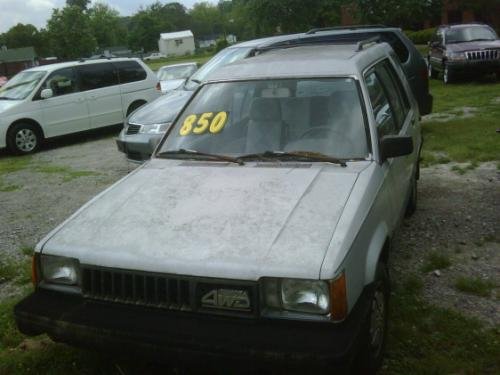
[{"xmin": 428, "ymin": 23, "xmax": 500, "ymax": 83}]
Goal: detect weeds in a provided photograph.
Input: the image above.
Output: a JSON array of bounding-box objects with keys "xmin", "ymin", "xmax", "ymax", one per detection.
[
  {"xmin": 455, "ymin": 277, "xmax": 497, "ymax": 297},
  {"xmin": 421, "ymin": 251, "xmax": 452, "ymax": 273}
]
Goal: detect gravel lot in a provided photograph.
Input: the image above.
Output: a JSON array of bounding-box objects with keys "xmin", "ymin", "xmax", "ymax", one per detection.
[{"xmin": 0, "ymin": 131, "xmax": 499, "ymax": 324}]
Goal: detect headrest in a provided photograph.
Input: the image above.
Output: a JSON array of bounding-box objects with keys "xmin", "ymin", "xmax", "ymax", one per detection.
[{"xmin": 250, "ymin": 98, "xmax": 282, "ymax": 122}]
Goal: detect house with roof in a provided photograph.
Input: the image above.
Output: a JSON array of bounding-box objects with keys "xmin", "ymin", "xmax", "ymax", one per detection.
[
  {"xmin": 158, "ymin": 30, "xmax": 195, "ymax": 57},
  {"xmin": 0, "ymin": 46, "xmax": 37, "ymax": 77}
]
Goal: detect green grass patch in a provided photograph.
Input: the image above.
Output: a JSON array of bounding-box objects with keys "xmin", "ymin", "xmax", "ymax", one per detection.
[
  {"xmin": 0, "ymin": 180, "xmax": 21, "ymax": 192},
  {"xmin": 422, "ymin": 80, "xmax": 500, "ymax": 165},
  {"xmin": 19, "ymin": 247, "xmax": 34, "ymax": 257},
  {"xmin": 421, "ymin": 251, "xmax": 452, "ymax": 273},
  {"xmin": 145, "ymin": 51, "xmax": 215, "ymax": 71},
  {"xmin": 383, "ymin": 274, "xmax": 500, "ymax": 374},
  {"xmin": 0, "ymin": 156, "xmax": 32, "ymax": 176},
  {"xmin": 0, "ymin": 257, "xmax": 31, "ymax": 286},
  {"xmin": 34, "ymin": 164, "xmax": 99, "ymax": 182},
  {"xmin": 455, "ymin": 277, "xmax": 497, "ymax": 297}
]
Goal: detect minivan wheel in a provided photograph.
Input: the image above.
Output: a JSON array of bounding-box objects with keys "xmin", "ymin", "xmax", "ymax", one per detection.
[
  {"xmin": 7, "ymin": 123, "xmax": 41, "ymax": 155},
  {"xmin": 354, "ymin": 264, "xmax": 389, "ymax": 373}
]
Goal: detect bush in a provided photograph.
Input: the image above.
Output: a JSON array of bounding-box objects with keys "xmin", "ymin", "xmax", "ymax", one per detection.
[
  {"xmin": 405, "ymin": 27, "xmax": 436, "ymax": 45},
  {"xmin": 215, "ymin": 38, "xmax": 229, "ymax": 52}
]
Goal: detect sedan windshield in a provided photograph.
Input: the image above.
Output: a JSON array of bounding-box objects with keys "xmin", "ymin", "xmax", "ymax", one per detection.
[
  {"xmin": 446, "ymin": 26, "xmax": 498, "ymax": 43},
  {"xmin": 159, "ymin": 78, "xmax": 369, "ymax": 161},
  {"xmin": 0, "ymin": 71, "xmax": 46, "ymax": 100},
  {"xmin": 157, "ymin": 64, "xmax": 197, "ymax": 81},
  {"xmin": 184, "ymin": 47, "xmax": 252, "ymax": 90}
]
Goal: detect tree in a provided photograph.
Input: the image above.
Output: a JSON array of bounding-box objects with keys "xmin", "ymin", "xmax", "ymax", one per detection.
[
  {"xmin": 66, "ymin": 0, "xmax": 90, "ymax": 10},
  {"xmin": 46, "ymin": 5, "xmax": 97, "ymax": 59},
  {"xmin": 2, "ymin": 24, "xmax": 39, "ymax": 49},
  {"xmin": 88, "ymin": 3, "xmax": 126, "ymax": 48}
]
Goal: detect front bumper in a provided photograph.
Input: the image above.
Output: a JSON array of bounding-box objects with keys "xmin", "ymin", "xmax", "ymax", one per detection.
[
  {"xmin": 447, "ymin": 59, "xmax": 500, "ymax": 73},
  {"xmin": 116, "ymin": 130, "xmax": 163, "ymax": 163},
  {"xmin": 15, "ymin": 287, "xmax": 372, "ymax": 371}
]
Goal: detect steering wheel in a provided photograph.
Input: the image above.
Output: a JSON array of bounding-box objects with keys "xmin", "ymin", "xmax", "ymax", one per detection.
[{"xmin": 298, "ymin": 126, "xmax": 355, "ymax": 150}]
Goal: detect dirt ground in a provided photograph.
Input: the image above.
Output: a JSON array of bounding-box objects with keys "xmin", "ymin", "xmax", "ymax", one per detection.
[{"xmin": 0, "ymin": 132, "xmax": 499, "ymax": 324}]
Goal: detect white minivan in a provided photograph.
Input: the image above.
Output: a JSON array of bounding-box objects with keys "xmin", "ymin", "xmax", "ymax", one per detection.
[{"xmin": 0, "ymin": 58, "xmax": 160, "ymax": 154}]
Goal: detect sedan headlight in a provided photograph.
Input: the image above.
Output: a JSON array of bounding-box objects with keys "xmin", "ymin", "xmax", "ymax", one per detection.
[
  {"xmin": 261, "ymin": 278, "xmax": 330, "ymax": 314},
  {"xmin": 139, "ymin": 123, "xmax": 171, "ymax": 134},
  {"xmin": 41, "ymin": 255, "xmax": 80, "ymax": 286}
]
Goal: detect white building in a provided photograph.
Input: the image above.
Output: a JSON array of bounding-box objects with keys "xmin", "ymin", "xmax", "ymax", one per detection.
[{"xmin": 158, "ymin": 30, "xmax": 195, "ymax": 57}]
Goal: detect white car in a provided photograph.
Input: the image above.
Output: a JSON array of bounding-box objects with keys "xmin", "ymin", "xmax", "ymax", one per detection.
[
  {"xmin": 0, "ymin": 58, "xmax": 160, "ymax": 154},
  {"xmin": 143, "ymin": 52, "xmax": 166, "ymax": 61},
  {"xmin": 156, "ymin": 62, "xmax": 198, "ymax": 93},
  {"xmin": 15, "ymin": 41, "xmax": 421, "ymax": 373}
]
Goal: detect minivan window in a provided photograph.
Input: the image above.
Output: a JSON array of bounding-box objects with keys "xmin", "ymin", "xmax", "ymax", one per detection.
[
  {"xmin": 77, "ymin": 63, "xmax": 119, "ymax": 91},
  {"xmin": 114, "ymin": 61, "xmax": 147, "ymax": 84},
  {"xmin": 0, "ymin": 71, "xmax": 46, "ymax": 100},
  {"xmin": 41, "ymin": 68, "xmax": 78, "ymax": 97}
]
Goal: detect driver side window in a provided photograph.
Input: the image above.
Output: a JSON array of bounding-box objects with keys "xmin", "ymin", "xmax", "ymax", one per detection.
[
  {"xmin": 41, "ymin": 68, "xmax": 78, "ymax": 97},
  {"xmin": 365, "ymin": 71, "xmax": 396, "ymax": 138}
]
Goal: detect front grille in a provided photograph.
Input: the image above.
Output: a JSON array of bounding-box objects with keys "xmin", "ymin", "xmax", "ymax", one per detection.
[
  {"xmin": 81, "ymin": 266, "xmax": 258, "ymax": 317},
  {"xmin": 126, "ymin": 124, "xmax": 141, "ymax": 135},
  {"xmin": 466, "ymin": 49, "xmax": 499, "ymax": 61},
  {"xmin": 82, "ymin": 266, "xmax": 192, "ymax": 311}
]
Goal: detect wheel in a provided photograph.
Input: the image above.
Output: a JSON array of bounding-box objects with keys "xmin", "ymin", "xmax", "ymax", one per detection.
[
  {"xmin": 126, "ymin": 101, "xmax": 146, "ymax": 117},
  {"xmin": 427, "ymin": 59, "xmax": 438, "ymax": 79},
  {"xmin": 354, "ymin": 264, "xmax": 389, "ymax": 374},
  {"xmin": 7, "ymin": 122, "xmax": 41, "ymax": 155},
  {"xmin": 443, "ymin": 63, "xmax": 454, "ymax": 84}
]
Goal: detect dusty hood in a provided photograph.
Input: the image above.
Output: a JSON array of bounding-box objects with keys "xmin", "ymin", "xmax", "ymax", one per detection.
[
  {"xmin": 128, "ymin": 89, "xmax": 193, "ymax": 125},
  {"xmin": 447, "ymin": 40, "xmax": 500, "ymax": 52},
  {"xmin": 41, "ymin": 159, "xmax": 366, "ymax": 280}
]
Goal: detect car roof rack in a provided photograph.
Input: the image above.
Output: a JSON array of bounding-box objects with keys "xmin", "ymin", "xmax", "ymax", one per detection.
[
  {"xmin": 306, "ymin": 25, "xmax": 387, "ymax": 35},
  {"xmin": 251, "ymin": 39, "xmax": 360, "ymax": 56},
  {"xmin": 356, "ymin": 36, "xmax": 381, "ymax": 51}
]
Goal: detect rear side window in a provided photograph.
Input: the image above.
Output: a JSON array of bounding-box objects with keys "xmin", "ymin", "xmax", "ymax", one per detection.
[
  {"xmin": 77, "ymin": 63, "xmax": 119, "ymax": 91},
  {"xmin": 114, "ymin": 61, "xmax": 147, "ymax": 84}
]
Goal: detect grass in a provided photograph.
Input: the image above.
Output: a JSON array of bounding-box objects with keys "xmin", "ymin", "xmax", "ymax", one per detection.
[
  {"xmin": 0, "ymin": 255, "xmax": 32, "ymax": 286},
  {"xmin": 145, "ymin": 51, "xmax": 215, "ymax": 71},
  {"xmin": 0, "ymin": 156, "xmax": 32, "ymax": 176},
  {"xmin": 455, "ymin": 276, "xmax": 497, "ymax": 297},
  {"xmin": 33, "ymin": 164, "xmax": 99, "ymax": 182},
  {"xmin": 421, "ymin": 79, "xmax": 500, "ymax": 166},
  {"xmin": 382, "ymin": 274, "xmax": 500, "ymax": 374},
  {"xmin": 421, "ymin": 251, "xmax": 452, "ymax": 273}
]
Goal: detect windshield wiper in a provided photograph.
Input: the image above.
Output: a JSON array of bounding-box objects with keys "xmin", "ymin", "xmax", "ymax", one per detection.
[
  {"xmin": 157, "ymin": 148, "xmax": 244, "ymax": 165},
  {"xmin": 467, "ymin": 38, "xmax": 494, "ymax": 42},
  {"xmin": 238, "ymin": 150, "xmax": 348, "ymax": 167},
  {"xmin": 0, "ymin": 97, "xmax": 17, "ymax": 100}
]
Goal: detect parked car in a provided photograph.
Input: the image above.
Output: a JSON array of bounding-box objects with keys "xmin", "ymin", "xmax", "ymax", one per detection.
[
  {"xmin": 428, "ymin": 23, "xmax": 500, "ymax": 83},
  {"xmin": 143, "ymin": 52, "xmax": 166, "ymax": 61},
  {"xmin": 117, "ymin": 26, "xmax": 432, "ymax": 162},
  {"xmin": 157, "ymin": 62, "xmax": 198, "ymax": 93},
  {"xmin": 15, "ymin": 40, "xmax": 421, "ymax": 373},
  {"xmin": 0, "ymin": 58, "xmax": 160, "ymax": 154}
]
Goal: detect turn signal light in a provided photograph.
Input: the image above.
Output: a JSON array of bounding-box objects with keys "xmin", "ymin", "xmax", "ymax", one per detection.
[{"xmin": 330, "ymin": 272, "xmax": 347, "ymax": 321}]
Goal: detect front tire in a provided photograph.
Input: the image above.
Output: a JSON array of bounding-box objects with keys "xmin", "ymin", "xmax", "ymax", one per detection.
[
  {"xmin": 355, "ymin": 264, "xmax": 389, "ymax": 374},
  {"xmin": 7, "ymin": 122, "xmax": 41, "ymax": 155}
]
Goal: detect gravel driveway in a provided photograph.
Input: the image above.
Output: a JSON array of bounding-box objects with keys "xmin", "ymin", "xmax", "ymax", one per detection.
[{"xmin": 0, "ymin": 133, "xmax": 498, "ymax": 324}]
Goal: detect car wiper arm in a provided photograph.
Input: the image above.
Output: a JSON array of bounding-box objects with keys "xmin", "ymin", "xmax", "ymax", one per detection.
[
  {"xmin": 157, "ymin": 149, "xmax": 244, "ymax": 165},
  {"xmin": 238, "ymin": 150, "xmax": 348, "ymax": 167}
]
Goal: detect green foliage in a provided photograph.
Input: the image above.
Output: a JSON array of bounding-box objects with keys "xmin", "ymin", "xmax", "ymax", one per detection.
[
  {"xmin": 1, "ymin": 24, "xmax": 40, "ymax": 50},
  {"xmin": 88, "ymin": 3, "xmax": 126, "ymax": 48},
  {"xmin": 46, "ymin": 5, "xmax": 97, "ymax": 59},
  {"xmin": 216, "ymin": 38, "xmax": 229, "ymax": 52},
  {"xmin": 405, "ymin": 27, "xmax": 436, "ymax": 44},
  {"xmin": 455, "ymin": 277, "xmax": 496, "ymax": 297},
  {"xmin": 421, "ymin": 251, "xmax": 451, "ymax": 273}
]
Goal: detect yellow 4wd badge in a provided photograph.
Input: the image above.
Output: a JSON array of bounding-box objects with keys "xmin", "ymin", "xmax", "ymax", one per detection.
[{"xmin": 179, "ymin": 111, "xmax": 228, "ymax": 136}]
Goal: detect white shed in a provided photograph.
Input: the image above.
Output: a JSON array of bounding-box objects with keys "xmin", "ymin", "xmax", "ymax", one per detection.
[{"xmin": 158, "ymin": 30, "xmax": 195, "ymax": 57}]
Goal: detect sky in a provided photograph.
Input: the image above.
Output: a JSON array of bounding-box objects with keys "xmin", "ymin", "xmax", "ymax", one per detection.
[{"xmin": 0, "ymin": 0, "xmax": 213, "ymax": 33}]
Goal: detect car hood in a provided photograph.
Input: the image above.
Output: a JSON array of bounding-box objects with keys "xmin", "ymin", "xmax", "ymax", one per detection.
[
  {"xmin": 128, "ymin": 89, "xmax": 193, "ymax": 125},
  {"xmin": 160, "ymin": 79, "xmax": 185, "ymax": 93},
  {"xmin": 0, "ymin": 99, "xmax": 22, "ymax": 113},
  {"xmin": 41, "ymin": 159, "xmax": 368, "ymax": 281},
  {"xmin": 447, "ymin": 40, "xmax": 500, "ymax": 52}
]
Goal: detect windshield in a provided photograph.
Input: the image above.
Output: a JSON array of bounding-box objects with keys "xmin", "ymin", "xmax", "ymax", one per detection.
[
  {"xmin": 160, "ymin": 78, "xmax": 369, "ymax": 160},
  {"xmin": 184, "ymin": 47, "xmax": 252, "ymax": 90},
  {"xmin": 0, "ymin": 71, "xmax": 46, "ymax": 100},
  {"xmin": 446, "ymin": 26, "xmax": 498, "ymax": 43},
  {"xmin": 157, "ymin": 64, "xmax": 197, "ymax": 81}
]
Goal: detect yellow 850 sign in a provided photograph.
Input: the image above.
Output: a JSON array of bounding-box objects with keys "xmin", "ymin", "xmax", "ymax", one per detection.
[{"xmin": 179, "ymin": 111, "xmax": 228, "ymax": 136}]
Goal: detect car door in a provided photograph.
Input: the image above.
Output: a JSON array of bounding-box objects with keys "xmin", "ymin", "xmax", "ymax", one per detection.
[
  {"xmin": 77, "ymin": 63, "xmax": 123, "ymax": 129},
  {"xmin": 38, "ymin": 67, "xmax": 90, "ymax": 137},
  {"xmin": 365, "ymin": 61, "xmax": 414, "ymax": 225}
]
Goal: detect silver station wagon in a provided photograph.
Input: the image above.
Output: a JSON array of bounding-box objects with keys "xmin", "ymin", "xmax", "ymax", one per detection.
[{"xmin": 15, "ymin": 40, "xmax": 421, "ymax": 373}]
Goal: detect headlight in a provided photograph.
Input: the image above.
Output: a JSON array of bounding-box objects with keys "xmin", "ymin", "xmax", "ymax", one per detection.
[
  {"xmin": 41, "ymin": 255, "xmax": 80, "ymax": 285},
  {"xmin": 446, "ymin": 51, "xmax": 466, "ymax": 61},
  {"xmin": 139, "ymin": 123, "xmax": 171, "ymax": 134},
  {"xmin": 261, "ymin": 278, "xmax": 330, "ymax": 314}
]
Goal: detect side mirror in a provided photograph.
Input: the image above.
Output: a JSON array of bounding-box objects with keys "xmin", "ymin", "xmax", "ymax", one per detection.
[
  {"xmin": 380, "ymin": 135, "xmax": 413, "ymax": 162},
  {"xmin": 40, "ymin": 88, "xmax": 53, "ymax": 99}
]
